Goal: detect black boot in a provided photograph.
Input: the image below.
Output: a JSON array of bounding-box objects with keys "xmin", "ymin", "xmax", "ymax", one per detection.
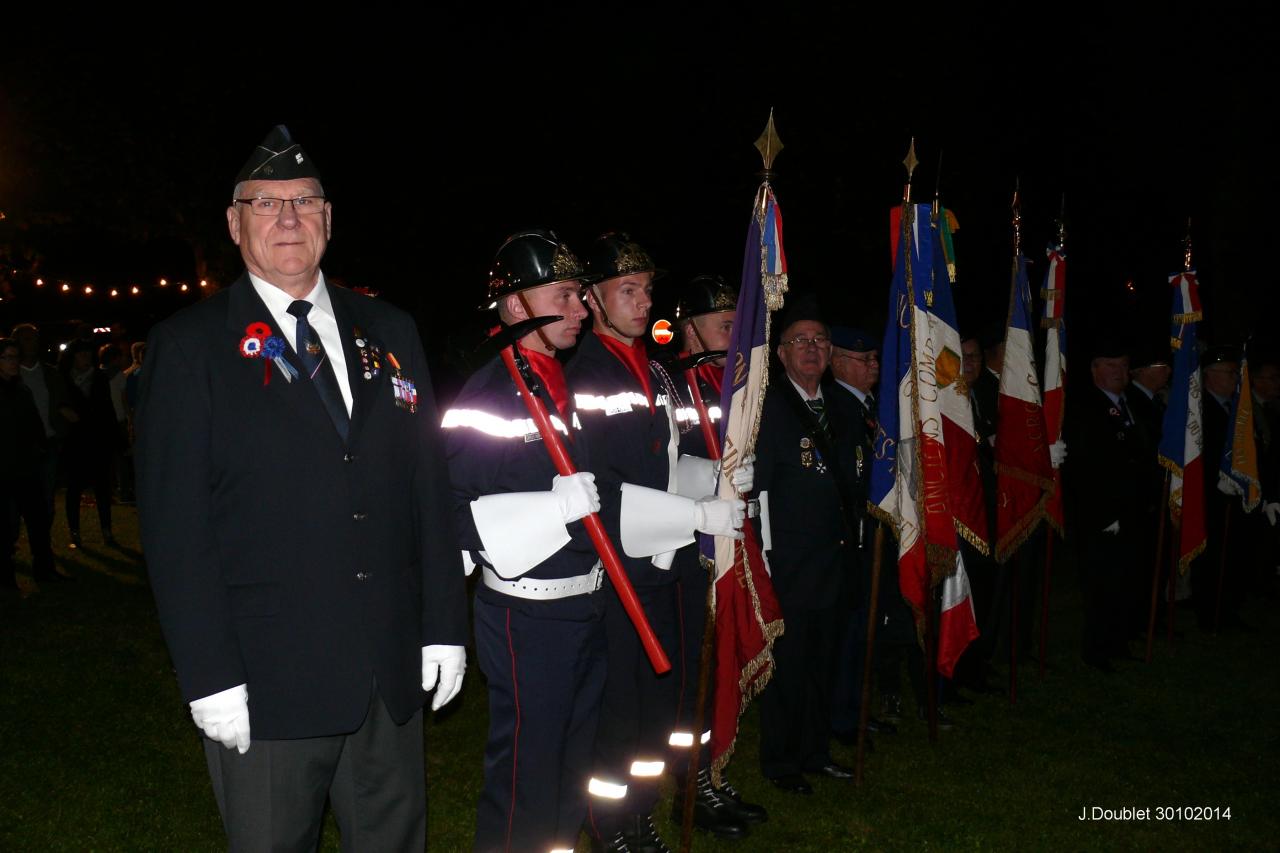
[
  {"xmin": 672, "ymin": 769, "xmax": 749, "ymax": 840},
  {"xmin": 622, "ymin": 814, "xmax": 672, "ymax": 853},
  {"xmin": 718, "ymin": 774, "xmax": 768, "ymax": 824}
]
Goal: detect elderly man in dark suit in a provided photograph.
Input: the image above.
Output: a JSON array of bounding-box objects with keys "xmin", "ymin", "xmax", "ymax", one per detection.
[
  {"xmin": 137, "ymin": 126, "xmax": 467, "ymax": 851},
  {"xmin": 1066, "ymin": 342, "xmax": 1149, "ymax": 671},
  {"xmin": 754, "ymin": 300, "xmax": 865, "ymax": 794}
]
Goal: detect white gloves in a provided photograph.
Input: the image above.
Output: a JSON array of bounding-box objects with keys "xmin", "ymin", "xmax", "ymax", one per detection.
[
  {"xmin": 1264, "ymin": 502, "xmax": 1280, "ymax": 526},
  {"xmin": 731, "ymin": 454, "xmax": 756, "ymax": 493},
  {"xmin": 422, "ymin": 644, "xmax": 466, "ymax": 711},
  {"xmin": 1049, "ymin": 440, "xmax": 1067, "ymax": 469},
  {"xmin": 1103, "ymin": 520, "xmax": 1120, "ymax": 535},
  {"xmin": 190, "ymin": 684, "xmax": 251, "ymax": 754},
  {"xmin": 1217, "ymin": 476, "xmax": 1244, "ymax": 497},
  {"xmin": 552, "ymin": 472, "xmax": 600, "ymax": 524},
  {"xmin": 694, "ymin": 496, "xmax": 746, "ymax": 539}
]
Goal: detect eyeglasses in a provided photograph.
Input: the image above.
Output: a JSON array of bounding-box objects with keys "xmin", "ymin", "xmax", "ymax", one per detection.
[
  {"xmin": 781, "ymin": 335, "xmax": 831, "ymax": 349},
  {"xmin": 234, "ymin": 196, "xmax": 327, "ymax": 216},
  {"xmin": 835, "ymin": 352, "xmax": 879, "ymax": 363}
]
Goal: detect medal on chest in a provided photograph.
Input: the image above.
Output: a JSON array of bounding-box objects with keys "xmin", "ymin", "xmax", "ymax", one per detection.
[
  {"xmin": 353, "ymin": 327, "xmax": 383, "ymax": 381},
  {"xmin": 386, "ymin": 352, "xmax": 418, "ymax": 413}
]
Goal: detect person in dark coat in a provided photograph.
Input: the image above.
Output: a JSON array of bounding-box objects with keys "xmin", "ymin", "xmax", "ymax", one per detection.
[
  {"xmin": 827, "ymin": 325, "xmax": 902, "ymax": 738},
  {"xmin": 1065, "ymin": 342, "xmax": 1149, "ymax": 670},
  {"xmin": 1126, "ymin": 344, "xmax": 1172, "ymax": 629},
  {"xmin": 1194, "ymin": 345, "xmax": 1247, "ymax": 629},
  {"xmin": 754, "ymin": 301, "xmax": 865, "ymax": 794},
  {"xmin": 61, "ymin": 340, "xmax": 120, "ymax": 548},
  {"xmin": 137, "ymin": 125, "xmax": 468, "ymax": 851},
  {"xmin": 1, "ymin": 338, "xmax": 60, "ymax": 589}
]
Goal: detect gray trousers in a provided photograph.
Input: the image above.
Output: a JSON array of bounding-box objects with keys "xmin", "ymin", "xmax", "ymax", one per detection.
[{"xmin": 203, "ymin": 688, "xmax": 426, "ymax": 852}]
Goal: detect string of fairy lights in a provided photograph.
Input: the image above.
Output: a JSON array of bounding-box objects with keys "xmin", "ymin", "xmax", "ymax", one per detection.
[{"xmin": 0, "ymin": 271, "xmax": 215, "ymax": 304}]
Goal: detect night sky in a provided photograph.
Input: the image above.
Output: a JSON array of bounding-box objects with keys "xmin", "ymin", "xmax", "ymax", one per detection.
[{"xmin": 0, "ymin": 15, "xmax": 1269, "ymax": 392}]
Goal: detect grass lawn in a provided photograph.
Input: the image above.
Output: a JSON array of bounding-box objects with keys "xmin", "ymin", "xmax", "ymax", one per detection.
[{"xmin": 3, "ymin": 501, "xmax": 1277, "ymax": 851}]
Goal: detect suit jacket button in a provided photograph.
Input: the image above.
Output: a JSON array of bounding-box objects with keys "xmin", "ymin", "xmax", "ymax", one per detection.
[
  {"xmin": 356, "ymin": 571, "xmax": 370, "ymax": 581},
  {"xmin": 353, "ymin": 511, "xmax": 368, "ymax": 521}
]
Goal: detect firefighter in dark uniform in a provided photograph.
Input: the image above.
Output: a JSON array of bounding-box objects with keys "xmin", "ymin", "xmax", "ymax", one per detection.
[
  {"xmin": 669, "ymin": 275, "xmax": 768, "ymax": 836},
  {"xmin": 442, "ymin": 231, "xmax": 605, "ymax": 853},
  {"xmin": 567, "ymin": 236, "xmax": 746, "ymax": 852}
]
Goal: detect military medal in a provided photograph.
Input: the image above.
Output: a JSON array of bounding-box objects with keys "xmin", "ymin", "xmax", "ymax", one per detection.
[
  {"xmin": 800, "ymin": 436, "xmax": 814, "ymax": 469},
  {"xmin": 387, "ymin": 352, "xmax": 418, "ymax": 413},
  {"xmin": 353, "ymin": 327, "xmax": 382, "ymax": 381}
]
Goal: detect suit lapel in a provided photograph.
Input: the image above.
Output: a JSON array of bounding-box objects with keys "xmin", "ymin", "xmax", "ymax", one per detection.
[
  {"xmin": 329, "ymin": 286, "xmax": 384, "ymax": 446},
  {"xmin": 226, "ymin": 274, "xmax": 344, "ymax": 444}
]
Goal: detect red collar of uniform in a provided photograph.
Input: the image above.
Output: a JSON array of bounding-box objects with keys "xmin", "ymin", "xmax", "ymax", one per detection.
[
  {"xmin": 595, "ymin": 330, "xmax": 653, "ymax": 411},
  {"xmin": 517, "ymin": 342, "xmax": 570, "ymax": 423},
  {"xmin": 697, "ymin": 361, "xmax": 724, "ymax": 398},
  {"xmin": 677, "ymin": 349, "xmax": 724, "ymax": 400}
]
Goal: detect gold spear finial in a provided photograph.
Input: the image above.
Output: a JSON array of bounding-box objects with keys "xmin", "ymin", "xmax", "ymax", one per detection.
[
  {"xmin": 755, "ymin": 109, "xmax": 784, "ymax": 177},
  {"xmin": 1184, "ymin": 217, "xmax": 1193, "ymax": 271},
  {"xmin": 902, "ymin": 138, "xmax": 919, "ymax": 203}
]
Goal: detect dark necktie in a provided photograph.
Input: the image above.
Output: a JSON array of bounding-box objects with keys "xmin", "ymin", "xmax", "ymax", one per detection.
[
  {"xmin": 287, "ymin": 300, "xmax": 350, "ymax": 442},
  {"xmin": 806, "ymin": 397, "xmax": 829, "ymax": 435},
  {"xmin": 1117, "ymin": 395, "xmax": 1133, "ymax": 427},
  {"xmin": 864, "ymin": 393, "xmax": 877, "ymax": 423}
]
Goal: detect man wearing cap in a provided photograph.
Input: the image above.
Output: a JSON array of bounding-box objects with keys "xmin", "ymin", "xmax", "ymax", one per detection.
[
  {"xmin": 1066, "ymin": 343, "xmax": 1148, "ymax": 671},
  {"xmin": 1126, "ymin": 345, "xmax": 1173, "ymax": 629},
  {"xmin": 753, "ymin": 299, "xmax": 864, "ymax": 794},
  {"xmin": 668, "ymin": 275, "xmax": 767, "ymax": 838},
  {"xmin": 1195, "ymin": 346, "xmax": 1246, "ymax": 629},
  {"xmin": 441, "ymin": 230, "xmax": 606, "ymax": 852},
  {"xmin": 137, "ymin": 126, "xmax": 467, "ymax": 850},
  {"xmin": 567, "ymin": 235, "xmax": 747, "ymax": 851},
  {"xmin": 825, "ymin": 327, "xmax": 898, "ymax": 740}
]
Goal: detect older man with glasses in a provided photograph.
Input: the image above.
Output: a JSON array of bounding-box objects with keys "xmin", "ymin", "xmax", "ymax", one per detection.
[
  {"xmin": 752, "ymin": 299, "xmax": 868, "ymax": 794},
  {"xmin": 137, "ymin": 125, "xmax": 467, "ymax": 850}
]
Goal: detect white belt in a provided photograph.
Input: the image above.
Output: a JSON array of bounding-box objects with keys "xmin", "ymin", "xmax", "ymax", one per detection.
[{"xmin": 482, "ymin": 563, "xmax": 603, "ymax": 601}]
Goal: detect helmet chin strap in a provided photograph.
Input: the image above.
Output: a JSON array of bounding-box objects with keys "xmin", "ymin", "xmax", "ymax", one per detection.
[
  {"xmin": 590, "ymin": 283, "xmax": 627, "ymax": 338},
  {"xmin": 516, "ymin": 291, "xmax": 555, "ymax": 352},
  {"xmin": 686, "ymin": 315, "xmax": 710, "ymax": 353}
]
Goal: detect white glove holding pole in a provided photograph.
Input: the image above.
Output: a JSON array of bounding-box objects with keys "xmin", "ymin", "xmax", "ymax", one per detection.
[
  {"xmin": 552, "ymin": 472, "xmax": 600, "ymax": 523},
  {"xmin": 422, "ymin": 645, "xmax": 466, "ymax": 711},
  {"xmin": 1217, "ymin": 476, "xmax": 1244, "ymax": 498},
  {"xmin": 731, "ymin": 454, "xmax": 756, "ymax": 493},
  {"xmin": 1103, "ymin": 520, "xmax": 1120, "ymax": 535},
  {"xmin": 190, "ymin": 684, "xmax": 251, "ymax": 754},
  {"xmin": 1264, "ymin": 502, "xmax": 1280, "ymax": 526},
  {"xmin": 1049, "ymin": 440, "xmax": 1067, "ymax": 469},
  {"xmin": 694, "ymin": 496, "xmax": 746, "ymax": 539}
]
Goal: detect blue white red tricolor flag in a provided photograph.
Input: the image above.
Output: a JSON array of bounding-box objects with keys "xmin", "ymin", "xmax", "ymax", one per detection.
[
  {"xmin": 1158, "ymin": 271, "xmax": 1207, "ymax": 573},
  {"xmin": 708, "ymin": 183, "xmax": 786, "ymax": 783},
  {"xmin": 994, "ymin": 251, "xmax": 1054, "ymax": 562},
  {"xmin": 1041, "ymin": 244, "xmax": 1068, "ymax": 535},
  {"xmin": 1219, "ymin": 344, "xmax": 1262, "ymax": 512},
  {"xmin": 872, "ymin": 203, "xmax": 979, "ymax": 675}
]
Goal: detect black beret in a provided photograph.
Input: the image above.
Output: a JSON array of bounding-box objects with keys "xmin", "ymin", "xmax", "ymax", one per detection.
[{"xmin": 830, "ymin": 326, "xmax": 877, "ymax": 353}]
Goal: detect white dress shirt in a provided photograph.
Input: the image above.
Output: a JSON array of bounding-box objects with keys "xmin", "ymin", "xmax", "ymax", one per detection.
[{"xmin": 250, "ymin": 272, "xmax": 353, "ymax": 415}]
